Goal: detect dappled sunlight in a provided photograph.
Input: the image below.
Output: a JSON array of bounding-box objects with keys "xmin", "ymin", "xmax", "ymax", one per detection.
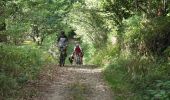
[
  {"xmin": 111, "ymin": 36, "xmax": 117, "ymax": 45},
  {"xmin": 23, "ymin": 40, "xmax": 33, "ymax": 44},
  {"xmin": 44, "ymin": 65, "xmax": 114, "ymax": 100},
  {"xmin": 85, "ymin": 0, "xmax": 100, "ymax": 9},
  {"xmin": 65, "ymin": 67, "xmax": 102, "ymax": 74},
  {"xmin": 1, "ymin": 0, "xmax": 170, "ymax": 99}
]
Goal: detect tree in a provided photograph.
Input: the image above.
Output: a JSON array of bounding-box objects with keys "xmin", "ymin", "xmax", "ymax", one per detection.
[{"xmin": 0, "ymin": 0, "xmax": 7, "ymax": 42}]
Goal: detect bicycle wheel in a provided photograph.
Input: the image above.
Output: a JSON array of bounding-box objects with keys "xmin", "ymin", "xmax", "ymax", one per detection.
[{"xmin": 59, "ymin": 49, "xmax": 66, "ymax": 66}]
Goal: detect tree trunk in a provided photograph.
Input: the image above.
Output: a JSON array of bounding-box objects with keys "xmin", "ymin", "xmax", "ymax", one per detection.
[
  {"xmin": 0, "ymin": 0, "xmax": 7, "ymax": 42},
  {"xmin": 163, "ymin": 0, "xmax": 168, "ymax": 16}
]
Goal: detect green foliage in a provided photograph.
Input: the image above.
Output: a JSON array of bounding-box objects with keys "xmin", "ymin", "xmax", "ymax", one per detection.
[
  {"xmin": 104, "ymin": 53, "xmax": 170, "ymax": 99},
  {"xmin": 142, "ymin": 17, "xmax": 170, "ymax": 55},
  {"xmin": 1, "ymin": 0, "xmax": 81, "ymax": 45},
  {"xmin": 104, "ymin": 55, "xmax": 142, "ymax": 100},
  {"xmin": 91, "ymin": 43, "xmax": 119, "ymax": 66},
  {"xmin": 81, "ymin": 42, "xmax": 94, "ymax": 64},
  {"xmin": 123, "ymin": 16, "xmax": 170, "ymax": 55},
  {"xmin": 144, "ymin": 80, "xmax": 170, "ymax": 100},
  {"xmin": 68, "ymin": 3, "xmax": 111, "ymax": 48},
  {"xmin": 1, "ymin": 0, "xmax": 170, "ymax": 99},
  {"xmin": 0, "ymin": 44, "xmax": 54, "ymax": 99},
  {"xmin": 164, "ymin": 46, "xmax": 170, "ymax": 57},
  {"xmin": 101, "ymin": 0, "xmax": 170, "ymax": 20},
  {"xmin": 98, "ymin": 15, "xmax": 170, "ymax": 100},
  {"xmin": 67, "ymin": 29, "xmax": 76, "ymax": 39}
]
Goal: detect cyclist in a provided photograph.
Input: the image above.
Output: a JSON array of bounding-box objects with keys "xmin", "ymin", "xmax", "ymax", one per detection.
[
  {"xmin": 73, "ymin": 43, "xmax": 83, "ymax": 64},
  {"xmin": 57, "ymin": 31, "xmax": 68, "ymax": 66},
  {"xmin": 57, "ymin": 31, "xmax": 68, "ymax": 56}
]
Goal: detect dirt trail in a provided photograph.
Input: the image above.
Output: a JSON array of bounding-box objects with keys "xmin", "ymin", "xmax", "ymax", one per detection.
[{"xmin": 33, "ymin": 65, "xmax": 114, "ymax": 100}]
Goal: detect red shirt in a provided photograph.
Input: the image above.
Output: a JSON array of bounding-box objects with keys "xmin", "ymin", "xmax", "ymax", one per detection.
[
  {"xmin": 74, "ymin": 46, "xmax": 81, "ymax": 53},
  {"xmin": 73, "ymin": 46, "xmax": 83, "ymax": 57}
]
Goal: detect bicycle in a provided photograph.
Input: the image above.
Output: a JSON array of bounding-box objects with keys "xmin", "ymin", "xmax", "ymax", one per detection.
[
  {"xmin": 59, "ymin": 46, "xmax": 67, "ymax": 66},
  {"xmin": 74, "ymin": 53, "xmax": 82, "ymax": 65}
]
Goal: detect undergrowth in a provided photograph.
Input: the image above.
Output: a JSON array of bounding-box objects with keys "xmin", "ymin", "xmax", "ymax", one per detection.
[
  {"xmin": 0, "ymin": 44, "xmax": 54, "ymax": 100},
  {"xmin": 103, "ymin": 53, "xmax": 170, "ymax": 100},
  {"xmin": 100, "ymin": 16, "xmax": 170, "ymax": 100}
]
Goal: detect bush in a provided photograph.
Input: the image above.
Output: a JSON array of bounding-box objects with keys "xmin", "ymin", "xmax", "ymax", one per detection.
[
  {"xmin": 104, "ymin": 53, "xmax": 170, "ymax": 99},
  {"xmin": 90, "ymin": 43, "xmax": 119, "ymax": 66},
  {"xmin": 0, "ymin": 44, "xmax": 54, "ymax": 99},
  {"xmin": 124, "ymin": 16, "xmax": 170, "ymax": 56}
]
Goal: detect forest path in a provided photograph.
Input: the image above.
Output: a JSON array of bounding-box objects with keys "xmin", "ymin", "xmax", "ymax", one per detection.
[{"xmin": 33, "ymin": 65, "xmax": 114, "ymax": 100}]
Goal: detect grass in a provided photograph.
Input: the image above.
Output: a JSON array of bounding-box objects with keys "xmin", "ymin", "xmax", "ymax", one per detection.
[
  {"xmin": 0, "ymin": 44, "xmax": 55, "ymax": 100},
  {"xmin": 103, "ymin": 54, "xmax": 170, "ymax": 100},
  {"xmin": 104, "ymin": 65, "xmax": 140, "ymax": 100}
]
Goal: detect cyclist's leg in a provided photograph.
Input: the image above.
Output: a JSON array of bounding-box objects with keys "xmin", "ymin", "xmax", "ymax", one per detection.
[
  {"xmin": 59, "ymin": 47, "xmax": 64, "ymax": 66},
  {"xmin": 59, "ymin": 53, "xmax": 62, "ymax": 66},
  {"xmin": 64, "ymin": 47, "xmax": 67, "ymax": 57},
  {"xmin": 80, "ymin": 57, "xmax": 83, "ymax": 64},
  {"xmin": 80, "ymin": 53, "xmax": 83, "ymax": 64}
]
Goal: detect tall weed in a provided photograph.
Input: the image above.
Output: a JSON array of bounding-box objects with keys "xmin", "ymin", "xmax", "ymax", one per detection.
[
  {"xmin": 0, "ymin": 44, "xmax": 54, "ymax": 99},
  {"xmin": 104, "ymin": 53, "xmax": 170, "ymax": 99}
]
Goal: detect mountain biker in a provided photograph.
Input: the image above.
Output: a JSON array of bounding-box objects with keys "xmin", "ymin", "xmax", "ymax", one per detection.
[
  {"xmin": 73, "ymin": 43, "xmax": 83, "ymax": 64},
  {"xmin": 57, "ymin": 31, "xmax": 68, "ymax": 57}
]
